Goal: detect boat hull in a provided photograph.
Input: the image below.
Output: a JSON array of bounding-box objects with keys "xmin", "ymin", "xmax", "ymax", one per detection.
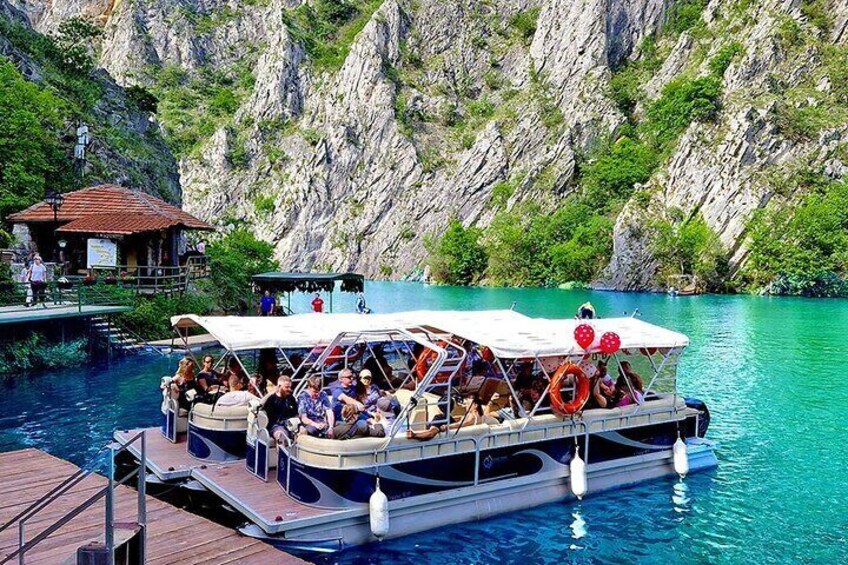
[
  {"xmin": 277, "ymin": 420, "xmax": 687, "ymax": 508},
  {"xmin": 245, "ymin": 438, "xmax": 717, "ymax": 550},
  {"xmin": 187, "ymin": 423, "xmax": 247, "ymax": 461}
]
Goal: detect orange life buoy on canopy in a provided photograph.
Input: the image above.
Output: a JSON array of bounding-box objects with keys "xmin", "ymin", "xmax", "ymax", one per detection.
[{"xmin": 549, "ymin": 363, "xmax": 591, "ymax": 415}]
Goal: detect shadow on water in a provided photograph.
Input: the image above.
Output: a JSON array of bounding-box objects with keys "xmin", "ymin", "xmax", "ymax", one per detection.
[{"xmin": 2, "ymin": 283, "xmax": 848, "ymax": 563}]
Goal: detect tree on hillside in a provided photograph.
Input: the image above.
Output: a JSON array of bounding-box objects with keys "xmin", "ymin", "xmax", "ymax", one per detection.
[
  {"xmin": 0, "ymin": 62, "xmax": 69, "ymax": 222},
  {"xmin": 202, "ymin": 229, "xmax": 280, "ymax": 313}
]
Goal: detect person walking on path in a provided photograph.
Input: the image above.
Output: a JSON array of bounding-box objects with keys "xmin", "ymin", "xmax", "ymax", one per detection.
[{"xmin": 28, "ymin": 255, "xmax": 48, "ymax": 307}]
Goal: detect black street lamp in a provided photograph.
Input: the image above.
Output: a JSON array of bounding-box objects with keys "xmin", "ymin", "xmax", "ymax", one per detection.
[
  {"xmin": 44, "ymin": 190, "xmax": 65, "ymax": 263},
  {"xmin": 44, "ymin": 190, "xmax": 65, "ymax": 223}
]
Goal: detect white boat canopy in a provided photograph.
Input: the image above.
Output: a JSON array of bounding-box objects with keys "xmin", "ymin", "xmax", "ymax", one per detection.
[{"xmin": 171, "ymin": 310, "xmax": 689, "ymax": 358}]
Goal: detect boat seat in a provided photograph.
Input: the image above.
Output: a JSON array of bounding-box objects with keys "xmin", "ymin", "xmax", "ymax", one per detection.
[
  {"xmin": 190, "ymin": 402, "xmax": 250, "ymax": 431},
  {"xmin": 288, "ymin": 396, "xmax": 688, "ymax": 470}
]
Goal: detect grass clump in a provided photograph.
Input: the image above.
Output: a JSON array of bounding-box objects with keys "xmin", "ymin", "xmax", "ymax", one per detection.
[
  {"xmin": 253, "ymin": 194, "xmax": 275, "ymax": 215},
  {"xmin": 283, "ymin": 0, "xmax": 383, "ymax": 73},
  {"xmin": 665, "ymin": 0, "xmax": 708, "ymax": 36},
  {"xmin": 508, "ymin": 7, "xmax": 540, "ymax": 45}
]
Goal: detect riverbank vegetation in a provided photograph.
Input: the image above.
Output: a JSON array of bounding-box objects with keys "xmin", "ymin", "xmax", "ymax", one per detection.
[
  {"xmin": 741, "ymin": 179, "xmax": 848, "ymax": 297},
  {"xmin": 0, "ymin": 334, "xmax": 87, "ymax": 374}
]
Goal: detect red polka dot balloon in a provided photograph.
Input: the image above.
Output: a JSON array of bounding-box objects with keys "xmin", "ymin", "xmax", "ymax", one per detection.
[
  {"xmin": 574, "ymin": 324, "xmax": 595, "ymax": 350},
  {"xmin": 600, "ymin": 332, "xmax": 621, "ymax": 355}
]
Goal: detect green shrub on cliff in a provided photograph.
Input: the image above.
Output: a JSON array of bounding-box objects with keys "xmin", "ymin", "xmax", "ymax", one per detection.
[
  {"xmin": 425, "ymin": 220, "xmax": 487, "ymax": 285},
  {"xmin": 743, "ymin": 180, "xmax": 848, "ymax": 296},
  {"xmin": 283, "ymin": 0, "xmax": 383, "ymax": 72},
  {"xmin": 651, "ymin": 211, "xmax": 729, "ymax": 291},
  {"xmin": 201, "ymin": 228, "xmax": 280, "ymax": 312}
]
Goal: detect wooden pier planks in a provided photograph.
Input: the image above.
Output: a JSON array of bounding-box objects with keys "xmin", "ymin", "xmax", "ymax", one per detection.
[
  {"xmin": 116, "ymin": 427, "xmax": 340, "ymax": 531},
  {"xmin": 0, "ymin": 449, "xmax": 306, "ymax": 564}
]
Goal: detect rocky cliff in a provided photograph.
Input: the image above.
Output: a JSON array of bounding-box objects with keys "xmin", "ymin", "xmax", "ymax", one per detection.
[{"xmin": 8, "ymin": 0, "xmax": 848, "ymax": 289}]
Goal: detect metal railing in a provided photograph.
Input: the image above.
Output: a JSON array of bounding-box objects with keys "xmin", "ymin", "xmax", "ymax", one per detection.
[
  {"xmin": 284, "ymin": 400, "xmax": 687, "ymax": 480},
  {"xmin": 0, "ymin": 280, "xmax": 134, "ymax": 314},
  {"xmin": 0, "ymin": 431, "xmax": 148, "ymax": 565},
  {"xmin": 91, "ymin": 256, "xmax": 208, "ymax": 296}
]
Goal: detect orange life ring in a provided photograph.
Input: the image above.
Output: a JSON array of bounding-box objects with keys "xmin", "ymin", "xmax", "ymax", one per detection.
[{"xmin": 549, "ymin": 363, "xmax": 590, "ymax": 415}]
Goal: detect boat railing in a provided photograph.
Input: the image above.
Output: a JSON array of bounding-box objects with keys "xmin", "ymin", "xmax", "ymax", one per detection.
[
  {"xmin": 0, "ymin": 430, "xmax": 148, "ymax": 565},
  {"xmin": 286, "ymin": 400, "xmax": 687, "ymax": 477}
]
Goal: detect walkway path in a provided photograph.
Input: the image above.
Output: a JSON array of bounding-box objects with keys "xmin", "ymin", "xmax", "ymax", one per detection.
[
  {"xmin": 0, "ymin": 449, "xmax": 307, "ymax": 564},
  {"xmin": 0, "ymin": 303, "xmax": 131, "ymax": 325}
]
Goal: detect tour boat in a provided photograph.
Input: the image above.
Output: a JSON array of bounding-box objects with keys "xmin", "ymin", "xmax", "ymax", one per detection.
[{"xmin": 119, "ymin": 310, "xmax": 717, "ymax": 551}]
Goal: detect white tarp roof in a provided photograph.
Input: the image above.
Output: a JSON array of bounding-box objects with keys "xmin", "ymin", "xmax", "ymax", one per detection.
[{"xmin": 171, "ymin": 310, "xmax": 689, "ymax": 358}]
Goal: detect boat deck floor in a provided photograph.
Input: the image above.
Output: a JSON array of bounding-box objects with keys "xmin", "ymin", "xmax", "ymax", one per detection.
[
  {"xmin": 117, "ymin": 428, "xmax": 354, "ymax": 535},
  {"xmin": 115, "ymin": 429, "xmax": 208, "ymax": 481},
  {"xmin": 0, "ymin": 449, "xmax": 305, "ymax": 564}
]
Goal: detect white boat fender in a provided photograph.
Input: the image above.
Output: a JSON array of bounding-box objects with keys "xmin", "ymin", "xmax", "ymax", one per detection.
[
  {"xmin": 369, "ymin": 476, "xmax": 390, "ymax": 539},
  {"xmin": 570, "ymin": 445, "xmax": 587, "ymax": 500},
  {"xmin": 673, "ymin": 436, "xmax": 689, "ymax": 478}
]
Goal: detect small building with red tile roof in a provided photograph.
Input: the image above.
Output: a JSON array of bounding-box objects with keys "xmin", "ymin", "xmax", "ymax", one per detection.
[{"xmin": 8, "ymin": 185, "xmax": 214, "ymax": 274}]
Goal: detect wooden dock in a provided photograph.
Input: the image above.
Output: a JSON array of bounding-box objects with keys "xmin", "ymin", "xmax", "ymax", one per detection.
[
  {"xmin": 114, "ymin": 429, "xmax": 343, "ymax": 536},
  {"xmin": 0, "ymin": 449, "xmax": 307, "ymax": 564}
]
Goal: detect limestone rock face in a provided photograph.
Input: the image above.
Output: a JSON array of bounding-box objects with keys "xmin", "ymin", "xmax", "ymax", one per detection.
[
  {"xmin": 598, "ymin": 0, "xmax": 848, "ymax": 289},
  {"xmin": 10, "ymin": 0, "xmax": 848, "ymax": 287}
]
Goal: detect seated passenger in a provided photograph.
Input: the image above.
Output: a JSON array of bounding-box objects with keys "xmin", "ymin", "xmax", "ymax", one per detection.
[
  {"xmin": 483, "ymin": 392, "xmax": 510, "ymax": 422},
  {"xmin": 358, "ymin": 370, "xmax": 383, "ymax": 410},
  {"xmin": 167, "ymin": 357, "xmax": 198, "ymax": 411},
  {"xmin": 331, "ymin": 369, "xmax": 366, "ymax": 421},
  {"xmin": 407, "ymin": 393, "xmax": 484, "ymax": 441},
  {"xmin": 297, "ymin": 376, "xmax": 335, "ymax": 438},
  {"xmin": 196, "ymin": 354, "xmax": 222, "ymax": 393},
  {"xmin": 217, "ymin": 374, "xmax": 261, "ymax": 407},
  {"xmin": 257, "ymin": 348, "xmax": 281, "ymax": 387},
  {"xmin": 332, "ymin": 404, "xmax": 371, "ymax": 440},
  {"xmin": 615, "ymin": 362, "xmax": 645, "ymax": 407},
  {"xmin": 364, "ymin": 396, "xmax": 397, "ymax": 437},
  {"xmin": 519, "ymin": 378, "xmax": 550, "ymax": 413},
  {"xmin": 595, "ymin": 361, "xmax": 613, "ymax": 386},
  {"xmin": 264, "ymin": 374, "xmax": 298, "ymax": 443},
  {"xmin": 587, "ymin": 375, "xmax": 618, "ymax": 409}
]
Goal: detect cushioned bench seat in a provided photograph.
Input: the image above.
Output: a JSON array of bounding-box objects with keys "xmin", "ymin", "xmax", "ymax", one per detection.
[
  {"xmin": 190, "ymin": 403, "xmax": 251, "ymax": 431},
  {"xmin": 287, "ymin": 395, "xmax": 687, "ymax": 469}
]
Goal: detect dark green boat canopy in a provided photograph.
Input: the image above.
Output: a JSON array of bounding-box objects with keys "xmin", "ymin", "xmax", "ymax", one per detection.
[{"xmin": 252, "ymin": 272, "xmax": 365, "ymax": 294}]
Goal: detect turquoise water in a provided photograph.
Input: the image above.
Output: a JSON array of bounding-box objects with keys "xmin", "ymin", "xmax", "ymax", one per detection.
[{"xmin": 2, "ymin": 282, "xmax": 847, "ymax": 563}]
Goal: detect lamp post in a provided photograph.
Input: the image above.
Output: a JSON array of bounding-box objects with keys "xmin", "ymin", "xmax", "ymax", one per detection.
[{"xmin": 44, "ymin": 190, "xmax": 65, "ymax": 263}]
